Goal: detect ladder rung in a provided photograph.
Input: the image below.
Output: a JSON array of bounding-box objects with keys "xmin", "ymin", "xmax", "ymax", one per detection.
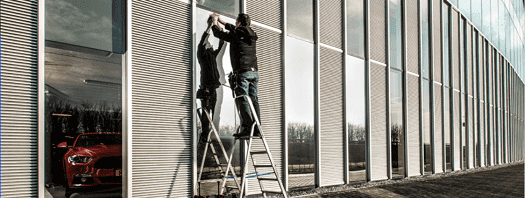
[
  {"xmin": 253, "ymin": 165, "xmax": 273, "ymax": 168},
  {"xmin": 262, "ymin": 190, "xmax": 284, "ymax": 194},
  {"xmin": 258, "ymin": 177, "xmax": 278, "ymax": 181},
  {"xmin": 226, "ymin": 186, "xmax": 239, "ymax": 189},
  {"xmin": 250, "ymin": 151, "xmax": 267, "ymax": 155}
]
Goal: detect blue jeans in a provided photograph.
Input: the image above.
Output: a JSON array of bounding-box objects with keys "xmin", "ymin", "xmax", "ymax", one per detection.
[{"xmin": 235, "ymin": 71, "xmax": 260, "ymax": 132}]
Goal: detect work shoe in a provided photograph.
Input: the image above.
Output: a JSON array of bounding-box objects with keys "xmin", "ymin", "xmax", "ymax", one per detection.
[{"xmin": 233, "ymin": 128, "xmax": 260, "ymax": 138}]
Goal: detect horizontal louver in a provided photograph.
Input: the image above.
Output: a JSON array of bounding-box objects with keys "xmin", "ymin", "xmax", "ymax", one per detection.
[
  {"xmin": 246, "ymin": 0, "xmax": 281, "ymax": 30},
  {"xmin": 370, "ymin": 63, "xmax": 387, "ymax": 181},
  {"xmin": 407, "ymin": 74, "xmax": 420, "ymax": 176},
  {"xmin": 319, "ymin": 0, "xmax": 343, "ymax": 49},
  {"xmin": 370, "ymin": 0, "xmax": 386, "ymax": 64},
  {"xmin": 434, "ymin": 83, "xmax": 443, "ymax": 173},
  {"xmin": 0, "ymin": 1, "xmax": 39, "ymax": 197},
  {"xmin": 246, "ymin": 25, "xmax": 284, "ymax": 195},
  {"xmin": 131, "ymin": 1, "xmax": 193, "ymax": 197}
]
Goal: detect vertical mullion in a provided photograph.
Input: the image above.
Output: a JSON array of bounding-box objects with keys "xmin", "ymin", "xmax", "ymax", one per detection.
[
  {"xmin": 38, "ymin": 0, "xmax": 46, "ymax": 197},
  {"xmin": 402, "ymin": 0, "xmax": 409, "ymax": 178},
  {"xmin": 124, "ymin": 0, "xmax": 133, "ymax": 197},
  {"xmin": 440, "ymin": 0, "xmax": 446, "ymax": 172},
  {"xmin": 314, "ymin": 0, "xmax": 321, "ymax": 187},
  {"xmin": 365, "ymin": 0, "xmax": 372, "ymax": 182},
  {"xmin": 282, "ymin": 0, "xmax": 288, "ymax": 191},
  {"xmin": 386, "ymin": 0, "xmax": 392, "ymax": 180},
  {"xmin": 418, "ymin": 0, "xmax": 425, "ymax": 176},
  {"xmin": 342, "ymin": 0, "xmax": 350, "ymax": 184}
]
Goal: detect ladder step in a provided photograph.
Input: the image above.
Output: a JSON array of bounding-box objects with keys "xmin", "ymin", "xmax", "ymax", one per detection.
[
  {"xmin": 226, "ymin": 186, "xmax": 239, "ymax": 189},
  {"xmin": 258, "ymin": 177, "xmax": 278, "ymax": 181},
  {"xmin": 261, "ymin": 190, "xmax": 284, "ymax": 194},
  {"xmin": 250, "ymin": 151, "xmax": 267, "ymax": 155},
  {"xmin": 253, "ymin": 165, "xmax": 273, "ymax": 168}
]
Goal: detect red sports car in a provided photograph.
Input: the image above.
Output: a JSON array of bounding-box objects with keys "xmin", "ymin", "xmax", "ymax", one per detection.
[{"xmin": 60, "ymin": 132, "xmax": 122, "ymax": 197}]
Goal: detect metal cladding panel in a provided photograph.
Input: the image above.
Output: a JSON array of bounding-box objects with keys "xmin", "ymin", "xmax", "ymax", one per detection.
[
  {"xmin": 320, "ymin": 0, "xmax": 343, "ymax": 49},
  {"xmin": 246, "ymin": 0, "xmax": 282, "ymax": 30},
  {"xmin": 468, "ymin": 99, "xmax": 474, "ymax": 167},
  {"xmin": 370, "ymin": 63, "xmax": 388, "ymax": 181},
  {"xmin": 0, "ymin": 1, "xmax": 39, "ymax": 197},
  {"xmin": 453, "ymin": 91, "xmax": 461, "ymax": 170},
  {"xmin": 407, "ymin": 74, "xmax": 420, "ymax": 176},
  {"xmin": 319, "ymin": 46, "xmax": 344, "ymax": 186},
  {"xmin": 467, "ymin": 24, "xmax": 472, "ymax": 96},
  {"xmin": 432, "ymin": 0, "xmax": 442, "ymax": 83},
  {"xmin": 370, "ymin": 0, "xmax": 386, "ymax": 64},
  {"xmin": 452, "ymin": 10, "xmax": 460, "ymax": 90},
  {"xmin": 490, "ymin": 107, "xmax": 494, "ymax": 165},
  {"xmin": 480, "ymin": 101, "xmax": 485, "ymax": 166},
  {"xmin": 131, "ymin": 1, "xmax": 193, "ymax": 197},
  {"xmin": 246, "ymin": 25, "xmax": 284, "ymax": 194},
  {"xmin": 434, "ymin": 83, "xmax": 443, "ymax": 173},
  {"xmin": 406, "ymin": 0, "xmax": 419, "ymax": 74}
]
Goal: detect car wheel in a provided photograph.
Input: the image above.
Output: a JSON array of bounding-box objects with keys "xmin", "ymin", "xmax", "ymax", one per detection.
[{"xmin": 65, "ymin": 186, "xmax": 75, "ymax": 198}]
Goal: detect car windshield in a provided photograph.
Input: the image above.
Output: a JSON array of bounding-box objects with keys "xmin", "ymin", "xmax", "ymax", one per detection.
[{"xmin": 74, "ymin": 134, "xmax": 122, "ymax": 147}]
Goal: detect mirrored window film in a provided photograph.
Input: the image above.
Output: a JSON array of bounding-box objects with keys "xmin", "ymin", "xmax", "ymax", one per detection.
[
  {"xmin": 44, "ymin": 1, "xmax": 126, "ymax": 197},
  {"xmin": 287, "ymin": 0, "xmax": 314, "ymax": 41},
  {"xmin": 391, "ymin": 70, "xmax": 405, "ymax": 177},
  {"xmin": 347, "ymin": 0, "xmax": 365, "ymax": 58},
  {"xmin": 197, "ymin": 0, "xmax": 240, "ymax": 17},
  {"xmin": 285, "ymin": 36, "xmax": 315, "ymax": 188},
  {"xmin": 346, "ymin": 55, "xmax": 366, "ymax": 182},
  {"xmin": 194, "ymin": 8, "xmax": 241, "ymax": 197}
]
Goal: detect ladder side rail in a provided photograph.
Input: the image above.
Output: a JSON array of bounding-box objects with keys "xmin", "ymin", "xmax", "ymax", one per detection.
[
  {"xmin": 220, "ymin": 138, "xmax": 240, "ymax": 195},
  {"xmin": 240, "ymin": 131, "xmax": 256, "ymax": 197},
  {"xmin": 197, "ymin": 108, "xmax": 212, "ymax": 182},
  {"xmin": 245, "ymin": 96, "xmax": 288, "ymax": 198},
  {"xmin": 203, "ymin": 107, "xmax": 242, "ymax": 190}
]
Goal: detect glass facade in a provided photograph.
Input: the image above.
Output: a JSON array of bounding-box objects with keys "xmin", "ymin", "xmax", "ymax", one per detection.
[
  {"xmin": 286, "ymin": 36, "xmax": 315, "ymax": 188},
  {"xmin": 44, "ymin": 0, "xmax": 126, "ymax": 197},
  {"xmin": 347, "ymin": 0, "xmax": 365, "ymax": 58},
  {"xmin": 14, "ymin": 0, "xmax": 522, "ymax": 196},
  {"xmin": 287, "ymin": 0, "xmax": 314, "ymax": 41},
  {"xmin": 346, "ymin": 55, "xmax": 366, "ymax": 182}
]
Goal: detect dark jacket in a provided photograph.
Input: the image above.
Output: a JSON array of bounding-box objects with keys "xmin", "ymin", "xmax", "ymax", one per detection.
[
  {"xmin": 197, "ymin": 32, "xmax": 223, "ymax": 89},
  {"xmin": 212, "ymin": 23, "xmax": 258, "ymax": 72}
]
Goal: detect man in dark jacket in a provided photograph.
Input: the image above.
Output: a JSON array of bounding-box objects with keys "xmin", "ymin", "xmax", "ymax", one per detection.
[
  {"xmin": 197, "ymin": 16, "xmax": 225, "ymax": 143},
  {"xmin": 212, "ymin": 13, "xmax": 260, "ymax": 138}
]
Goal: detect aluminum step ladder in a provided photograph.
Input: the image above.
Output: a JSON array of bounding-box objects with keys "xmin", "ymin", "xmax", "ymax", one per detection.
[
  {"xmin": 196, "ymin": 107, "xmax": 242, "ymax": 194},
  {"xmin": 219, "ymin": 95, "xmax": 288, "ymax": 198}
]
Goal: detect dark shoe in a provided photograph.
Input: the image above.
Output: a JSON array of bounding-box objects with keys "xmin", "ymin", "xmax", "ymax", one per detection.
[{"xmin": 198, "ymin": 134, "xmax": 209, "ymax": 143}]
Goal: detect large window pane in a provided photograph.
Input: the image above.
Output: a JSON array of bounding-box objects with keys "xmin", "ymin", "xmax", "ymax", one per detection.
[
  {"xmin": 422, "ymin": 0, "xmax": 430, "ymax": 79},
  {"xmin": 471, "ymin": 0, "xmax": 482, "ymax": 29},
  {"xmin": 347, "ymin": 0, "xmax": 365, "ymax": 58},
  {"xmin": 445, "ymin": 88, "xmax": 452, "ymax": 171},
  {"xmin": 423, "ymin": 79, "xmax": 431, "ymax": 173},
  {"xmin": 391, "ymin": 70, "xmax": 405, "ymax": 177},
  {"xmin": 491, "ymin": 0, "xmax": 499, "ymax": 48},
  {"xmin": 389, "ymin": 0, "xmax": 402, "ymax": 70},
  {"xmin": 194, "ymin": 8, "xmax": 239, "ymax": 196},
  {"xmin": 444, "ymin": 3, "xmax": 450, "ymax": 87},
  {"xmin": 459, "ymin": 0, "xmax": 471, "ymax": 20},
  {"xmin": 45, "ymin": 0, "xmax": 125, "ymax": 197},
  {"xmin": 346, "ymin": 55, "xmax": 366, "ymax": 182},
  {"xmin": 287, "ymin": 0, "xmax": 314, "ymax": 41},
  {"xmin": 197, "ymin": 0, "xmax": 239, "ymax": 17},
  {"xmin": 482, "ymin": 0, "xmax": 491, "ymax": 40},
  {"xmin": 286, "ymin": 36, "xmax": 315, "ymax": 188}
]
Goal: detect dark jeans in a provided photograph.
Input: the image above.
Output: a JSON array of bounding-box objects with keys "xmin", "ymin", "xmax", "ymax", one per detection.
[
  {"xmin": 199, "ymin": 88, "xmax": 217, "ymax": 140},
  {"xmin": 235, "ymin": 71, "xmax": 260, "ymax": 133}
]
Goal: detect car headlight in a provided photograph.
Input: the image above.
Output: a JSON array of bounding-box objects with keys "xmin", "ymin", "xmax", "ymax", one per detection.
[{"xmin": 67, "ymin": 155, "xmax": 93, "ymax": 164}]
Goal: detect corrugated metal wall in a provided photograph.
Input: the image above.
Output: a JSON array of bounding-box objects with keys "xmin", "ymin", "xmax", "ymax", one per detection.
[
  {"xmin": 452, "ymin": 10, "xmax": 460, "ymax": 91},
  {"xmin": 320, "ymin": 0, "xmax": 343, "ymax": 49},
  {"xmin": 319, "ymin": 47, "xmax": 344, "ymax": 186},
  {"xmin": 370, "ymin": 63, "xmax": 388, "ymax": 181},
  {"xmin": 407, "ymin": 74, "xmax": 420, "ymax": 176},
  {"xmin": 246, "ymin": 0, "xmax": 284, "ymax": 194},
  {"xmin": 433, "ymin": 0, "xmax": 442, "ymax": 84},
  {"xmin": 0, "ymin": 1, "xmax": 39, "ymax": 197},
  {"xmin": 434, "ymin": 83, "xmax": 443, "ymax": 173},
  {"xmin": 453, "ymin": 91, "xmax": 461, "ymax": 170},
  {"xmin": 130, "ymin": 1, "xmax": 193, "ymax": 197},
  {"xmin": 406, "ymin": 0, "xmax": 420, "ymax": 177},
  {"xmin": 246, "ymin": 25, "xmax": 284, "ymax": 195},
  {"xmin": 370, "ymin": 0, "xmax": 386, "ymax": 64}
]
